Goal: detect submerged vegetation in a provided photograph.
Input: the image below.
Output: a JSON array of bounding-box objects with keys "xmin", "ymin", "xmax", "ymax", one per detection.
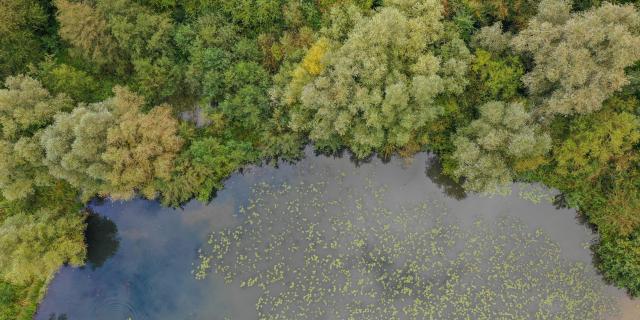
[
  {"xmin": 196, "ymin": 167, "xmax": 615, "ymax": 318},
  {"xmin": 1, "ymin": 0, "xmax": 640, "ymax": 317}
]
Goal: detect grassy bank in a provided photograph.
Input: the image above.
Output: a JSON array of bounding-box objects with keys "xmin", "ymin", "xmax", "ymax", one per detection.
[{"xmin": 0, "ymin": 278, "xmax": 48, "ymax": 320}]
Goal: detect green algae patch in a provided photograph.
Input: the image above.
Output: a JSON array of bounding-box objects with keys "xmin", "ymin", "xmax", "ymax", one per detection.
[{"xmin": 196, "ymin": 172, "xmax": 616, "ymax": 319}]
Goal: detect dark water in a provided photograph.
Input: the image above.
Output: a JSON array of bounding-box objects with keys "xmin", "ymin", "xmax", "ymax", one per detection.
[{"xmin": 35, "ymin": 149, "xmax": 638, "ymax": 320}]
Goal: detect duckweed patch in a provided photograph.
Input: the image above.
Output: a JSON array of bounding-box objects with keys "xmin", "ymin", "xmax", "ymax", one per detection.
[
  {"xmin": 196, "ymin": 170, "xmax": 616, "ymax": 319},
  {"xmin": 518, "ymin": 184, "xmax": 556, "ymax": 205}
]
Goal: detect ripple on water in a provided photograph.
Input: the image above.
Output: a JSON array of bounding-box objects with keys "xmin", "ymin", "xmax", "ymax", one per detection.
[{"xmin": 92, "ymin": 297, "xmax": 143, "ymax": 320}]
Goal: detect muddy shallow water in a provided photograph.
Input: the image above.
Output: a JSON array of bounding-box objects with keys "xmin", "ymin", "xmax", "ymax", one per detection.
[{"xmin": 35, "ymin": 149, "xmax": 639, "ymax": 319}]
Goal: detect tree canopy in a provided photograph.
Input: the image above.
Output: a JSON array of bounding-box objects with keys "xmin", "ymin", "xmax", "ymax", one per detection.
[
  {"xmin": 0, "ymin": 75, "xmax": 73, "ymax": 200},
  {"xmin": 452, "ymin": 101, "xmax": 551, "ymax": 194},
  {"xmin": 282, "ymin": 0, "xmax": 471, "ymax": 159},
  {"xmin": 512, "ymin": 0, "xmax": 640, "ymax": 115},
  {"xmin": 0, "ymin": 207, "xmax": 86, "ymax": 285},
  {"xmin": 41, "ymin": 86, "xmax": 182, "ymax": 200}
]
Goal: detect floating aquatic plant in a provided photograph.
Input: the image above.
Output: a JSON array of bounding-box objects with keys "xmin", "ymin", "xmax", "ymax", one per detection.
[
  {"xmin": 518, "ymin": 184, "xmax": 556, "ymax": 205},
  {"xmin": 196, "ymin": 165, "xmax": 616, "ymax": 319}
]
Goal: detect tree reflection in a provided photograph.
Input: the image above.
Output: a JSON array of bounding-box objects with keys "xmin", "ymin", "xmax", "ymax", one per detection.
[
  {"xmin": 425, "ymin": 156, "xmax": 467, "ymax": 200},
  {"xmin": 47, "ymin": 314, "xmax": 68, "ymax": 320},
  {"xmin": 84, "ymin": 211, "xmax": 120, "ymax": 269}
]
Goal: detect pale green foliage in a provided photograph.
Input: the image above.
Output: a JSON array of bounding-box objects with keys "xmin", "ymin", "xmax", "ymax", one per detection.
[
  {"xmin": 472, "ymin": 22, "xmax": 512, "ymax": 54},
  {"xmin": 0, "ymin": 76, "xmax": 73, "ymax": 200},
  {"xmin": 55, "ymin": 0, "xmax": 121, "ymax": 67},
  {"xmin": 56, "ymin": 0, "xmax": 175, "ymax": 65},
  {"xmin": 40, "ymin": 102, "xmax": 115, "ymax": 199},
  {"xmin": 284, "ymin": 0, "xmax": 472, "ymax": 158},
  {"xmin": 97, "ymin": 0, "xmax": 175, "ymax": 60},
  {"xmin": 103, "ymin": 88, "xmax": 183, "ymax": 200},
  {"xmin": 512, "ymin": 0, "xmax": 640, "ymax": 115},
  {"xmin": 0, "ymin": 209, "xmax": 86, "ymax": 285},
  {"xmin": 0, "ymin": 76, "xmax": 72, "ymax": 140},
  {"xmin": 453, "ymin": 101, "xmax": 551, "ymax": 194},
  {"xmin": 56, "ymin": 0, "xmax": 185, "ymax": 104},
  {"xmin": 40, "ymin": 87, "xmax": 182, "ymax": 200}
]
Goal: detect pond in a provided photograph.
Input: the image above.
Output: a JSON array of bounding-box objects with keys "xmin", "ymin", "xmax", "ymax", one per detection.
[{"xmin": 35, "ymin": 149, "xmax": 639, "ymax": 319}]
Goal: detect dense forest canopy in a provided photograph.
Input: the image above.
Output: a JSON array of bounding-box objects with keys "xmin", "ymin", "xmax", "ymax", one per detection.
[{"xmin": 1, "ymin": 0, "xmax": 640, "ymax": 317}]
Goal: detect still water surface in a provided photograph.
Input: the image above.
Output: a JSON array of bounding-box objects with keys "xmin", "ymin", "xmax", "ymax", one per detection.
[{"xmin": 36, "ymin": 149, "xmax": 639, "ymax": 319}]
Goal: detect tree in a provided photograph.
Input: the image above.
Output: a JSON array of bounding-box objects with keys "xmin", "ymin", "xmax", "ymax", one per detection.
[
  {"xmin": 0, "ymin": 0, "xmax": 49, "ymax": 79},
  {"xmin": 511, "ymin": 0, "xmax": 640, "ymax": 115},
  {"xmin": 0, "ymin": 75, "xmax": 73, "ymax": 200},
  {"xmin": 467, "ymin": 49, "xmax": 524, "ymax": 102},
  {"xmin": 32, "ymin": 58, "xmax": 105, "ymax": 103},
  {"xmin": 592, "ymin": 181, "xmax": 640, "ymax": 237},
  {"xmin": 282, "ymin": 0, "xmax": 472, "ymax": 159},
  {"xmin": 40, "ymin": 101, "xmax": 114, "ymax": 200},
  {"xmin": 553, "ymin": 110, "xmax": 640, "ymax": 180},
  {"xmin": 55, "ymin": 0, "xmax": 122, "ymax": 69},
  {"xmin": 159, "ymin": 137, "xmax": 256, "ymax": 206},
  {"xmin": 56, "ymin": 0, "xmax": 184, "ymax": 105},
  {"xmin": 471, "ymin": 22, "xmax": 512, "ymax": 55},
  {"xmin": 547, "ymin": 97, "xmax": 640, "ymax": 235},
  {"xmin": 180, "ymin": 13, "xmax": 239, "ymax": 103},
  {"xmin": 463, "ymin": 0, "xmax": 539, "ymax": 30},
  {"xmin": 180, "ymin": 12, "xmax": 268, "ymax": 104},
  {"xmin": 40, "ymin": 87, "xmax": 182, "ymax": 200},
  {"xmin": 597, "ymin": 232, "xmax": 640, "ymax": 296},
  {"xmin": 200, "ymin": 0, "xmax": 286, "ymax": 34},
  {"xmin": 97, "ymin": 0, "xmax": 175, "ymax": 61},
  {"xmin": 452, "ymin": 101, "xmax": 551, "ymax": 194},
  {"xmin": 103, "ymin": 88, "xmax": 183, "ymax": 199},
  {"xmin": 132, "ymin": 56, "xmax": 186, "ymax": 106},
  {"xmin": 0, "ymin": 208, "xmax": 86, "ymax": 285},
  {"xmin": 218, "ymin": 62, "xmax": 271, "ymax": 136}
]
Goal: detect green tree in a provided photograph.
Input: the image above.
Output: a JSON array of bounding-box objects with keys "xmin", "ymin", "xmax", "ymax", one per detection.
[
  {"xmin": 592, "ymin": 181, "xmax": 640, "ymax": 237},
  {"xmin": 547, "ymin": 98, "xmax": 640, "ymax": 236},
  {"xmin": 56, "ymin": 0, "xmax": 185, "ymax": 105},
  {"xmin": 0, "ymin": 0, "xmax": 50, "ymax": 79},
  {"xmin": 200, "ymin": 0, "xmax": 286, "ymax": 33},
  {"xmin": 597, "ymin": 232, "xmax": 640, "ymax": 296},
  {"xmin": 463, "ymin": 0, "xmax": 539, "ymax": 30},
  {"xmin": 0, "ymin": 75, "xmax": 73, "ymax": 200},
  {"xmin": 159, "ymin": 137, "xmax": 256, "ymax": 206},
  {"xmin": 97, "ymin": 0, "xmax": 175, "ymax": 60},
  {"xmin": 467, "ymin": 48, "xmax": 524, "ymax": 102},
  {"xmin": 55, "ymin": 0, "xmax": 122, "ymax": 69},
  {"xmin": 103, "ymin": 88, "xmax": 183, "ymax": 199},
  {"xmin": 218, "ymin": 62, "xmax": 271, "ymax": 135},
  {"xmin": 553, "ymin": 110, "xmax": 640, "ymax": 181},
  {"xmin": 40, "ymin": 102, "xmax": 114, "ymax": 199},
  {"xmin": 31, "ymin": 58, "xmax": 106, "ymax": 103},
  {"xmin": 283, "ymin": 0, "xmax": 472, "ymax": 159},
  {"xmin": 40, "ymin": 87, "xmax": 182, "ymax": 200},
  {"xmin": 511, "ymin": 0, "xmax": 640, "ymax": 115},
  {"xmin": 0, "ymin": 208, "xmax": 86, "ymax": 285},
  {"xmin": 452, "ymin": 101, "xmax": 551, "ymax": 194}
]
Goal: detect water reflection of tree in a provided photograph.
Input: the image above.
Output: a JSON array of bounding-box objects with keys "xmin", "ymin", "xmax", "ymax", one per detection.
[
  {"xmin": 47, "ymin": 314, "xmax": 68, "ymax": 320},
  {"xmin": 425, "ymin": 156, "xmax": 467, "ymax": 200},
  {"xmin": 84, "ymin": 211, "xmax": 120, "ymax": 269}
]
